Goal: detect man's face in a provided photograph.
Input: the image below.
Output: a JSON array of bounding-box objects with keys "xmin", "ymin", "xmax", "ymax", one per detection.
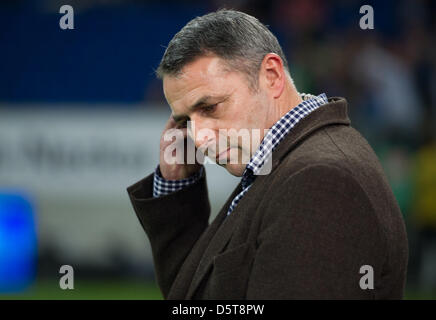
[{"xmin": 163, "ymin": 55, "xmax": 272, "ymax": 177}]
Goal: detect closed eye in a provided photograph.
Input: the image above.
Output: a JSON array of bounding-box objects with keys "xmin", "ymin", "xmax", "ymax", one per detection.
[
  {"xmin": 175, "ymin": 118, "xmax": 188, "ymax": 128},
  {"xmin": 200, "ymin": 104, "xmax": 218, "ymax": 116}
]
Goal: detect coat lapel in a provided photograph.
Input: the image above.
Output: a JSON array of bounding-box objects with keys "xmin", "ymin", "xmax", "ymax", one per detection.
[
  {"xmin": 185, "ymin": 194, "xmax": 244, "ymax": 299},
  {"xmin": 168, "ymin": 182, "xmax": 243, "ymax": 299}
]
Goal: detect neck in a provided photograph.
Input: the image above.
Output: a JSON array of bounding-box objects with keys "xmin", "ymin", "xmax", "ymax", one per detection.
[{"xmin": 266, "ymin": 82, "xmax": 303, "ymax": 129}]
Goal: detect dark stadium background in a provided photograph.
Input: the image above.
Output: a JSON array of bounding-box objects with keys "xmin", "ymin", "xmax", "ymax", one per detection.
[{"xmin": 0, "ymin": 0, "xmax": 435, "ymax": 299}]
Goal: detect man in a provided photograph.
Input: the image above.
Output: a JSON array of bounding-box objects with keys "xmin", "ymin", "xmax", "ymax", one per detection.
[{"xmin": 126, "ymin": 10, "xmax": 408, "ymax": 299}]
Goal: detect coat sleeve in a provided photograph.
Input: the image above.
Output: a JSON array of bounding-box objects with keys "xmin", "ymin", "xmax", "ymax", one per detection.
[
  {"xmin": 126, "ymin": 169, "xmax": 210, "ymax": 298},
  {"xmin": 246, "ymin": 164, "xmax": 389, "ymax": 299}
]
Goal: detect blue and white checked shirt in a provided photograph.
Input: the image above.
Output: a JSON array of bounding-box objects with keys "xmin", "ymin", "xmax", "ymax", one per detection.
[{"xmin": 153, "ymin": 93, "xmax": 328, "ymax": 216}]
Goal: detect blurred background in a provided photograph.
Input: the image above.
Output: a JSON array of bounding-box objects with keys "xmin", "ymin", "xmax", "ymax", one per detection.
[{"xmin": 0, "ymin": 0, "xmax": 435, "ymax": 299}]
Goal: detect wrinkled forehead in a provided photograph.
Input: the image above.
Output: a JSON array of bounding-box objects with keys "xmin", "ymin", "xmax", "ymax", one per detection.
[{"xmin": 162, "ymin": 56, "xmax": 233, "ymax": 108}]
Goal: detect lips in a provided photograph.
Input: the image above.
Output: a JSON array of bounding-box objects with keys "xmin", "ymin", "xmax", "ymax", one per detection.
[{"xmin": 216, "ymin": 147, "xmax": 230, "ymax": 161}]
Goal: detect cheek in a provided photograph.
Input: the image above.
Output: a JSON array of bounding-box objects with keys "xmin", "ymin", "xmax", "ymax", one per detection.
[
  {"xmin": 242, "ymin": 99, "xmax": 265, "ymax": 129},
  {"xmin": 228, "ymin": 97, "xmax": 259, "ymax": 129}
]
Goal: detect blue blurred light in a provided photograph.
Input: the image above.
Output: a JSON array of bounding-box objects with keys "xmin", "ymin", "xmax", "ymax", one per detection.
[{"xmin": 0, "ymin": 192, "xmax": 37, "ymax": 293}]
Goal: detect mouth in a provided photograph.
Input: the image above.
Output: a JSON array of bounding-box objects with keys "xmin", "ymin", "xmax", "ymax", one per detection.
[{"xmin": 215, "ymin": 147, "xmax": 231, "ymax": 162}]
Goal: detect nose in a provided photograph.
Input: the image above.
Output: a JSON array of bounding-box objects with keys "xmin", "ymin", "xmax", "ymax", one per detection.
[{"xmin": 189, "ymin": 115, "xmax": 218, "ymax": 153}]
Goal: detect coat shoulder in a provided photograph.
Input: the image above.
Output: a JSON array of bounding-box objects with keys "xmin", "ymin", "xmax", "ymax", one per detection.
[{"xmin": 275, "ymin": 124, "xmax": 388, "ymax": 190}]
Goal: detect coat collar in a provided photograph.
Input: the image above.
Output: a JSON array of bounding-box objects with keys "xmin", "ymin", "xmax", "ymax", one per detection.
[{"xmin": 269, "ymin": 97, "xmax": 351, "ymax": 172}]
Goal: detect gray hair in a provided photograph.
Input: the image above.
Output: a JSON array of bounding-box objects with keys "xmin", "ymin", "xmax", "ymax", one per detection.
[{"xmin": 156, "ymin": 9, "xmax": 290, "ymax": 89}]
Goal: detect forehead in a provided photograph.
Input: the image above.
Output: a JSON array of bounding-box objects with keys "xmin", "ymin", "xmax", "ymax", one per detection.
[{"xmin": 163, "ymin": 56, "xmax": 239, "ymax": 110}]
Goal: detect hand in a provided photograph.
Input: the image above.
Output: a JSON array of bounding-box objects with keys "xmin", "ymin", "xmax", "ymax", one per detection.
[{"xmin": 159, "ymin": 116, "xmax": 202, "ymax": 180}]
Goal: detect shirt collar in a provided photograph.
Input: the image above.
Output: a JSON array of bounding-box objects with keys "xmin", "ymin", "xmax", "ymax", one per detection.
[{"xmin": 242, "ymin": 93, "xmax": 328, "ymax": 186}]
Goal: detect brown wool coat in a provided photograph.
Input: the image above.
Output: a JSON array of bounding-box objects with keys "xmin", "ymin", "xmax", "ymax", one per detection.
[{"xmin": 127, "ymin": 97, "xmax": 408, "ymax": 299}]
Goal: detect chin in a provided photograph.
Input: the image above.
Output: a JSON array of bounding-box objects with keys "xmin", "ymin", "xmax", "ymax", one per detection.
[{"xmin": 221, "ymin": 163, "xmax": 245, "ymax": 177}]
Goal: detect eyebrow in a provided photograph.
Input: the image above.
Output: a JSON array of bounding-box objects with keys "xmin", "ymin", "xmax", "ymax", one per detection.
[{"xmin": 172, "ymin": 95, "xmax": 218, "ymax": 123}]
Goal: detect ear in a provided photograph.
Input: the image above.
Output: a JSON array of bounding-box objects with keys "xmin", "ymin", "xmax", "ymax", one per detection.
[{"xmin": 259, "ymin": 53, "xmax": 286, "ymax": 99}]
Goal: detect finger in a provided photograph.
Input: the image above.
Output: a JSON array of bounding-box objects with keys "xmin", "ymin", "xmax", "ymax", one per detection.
[
  {"xmin": 160, "ymin": 127, "xmax": 189, "ymax": 151},
  {"xmin": 163, "ymin": 115, "xmax": 178, "ymax": 131}
]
